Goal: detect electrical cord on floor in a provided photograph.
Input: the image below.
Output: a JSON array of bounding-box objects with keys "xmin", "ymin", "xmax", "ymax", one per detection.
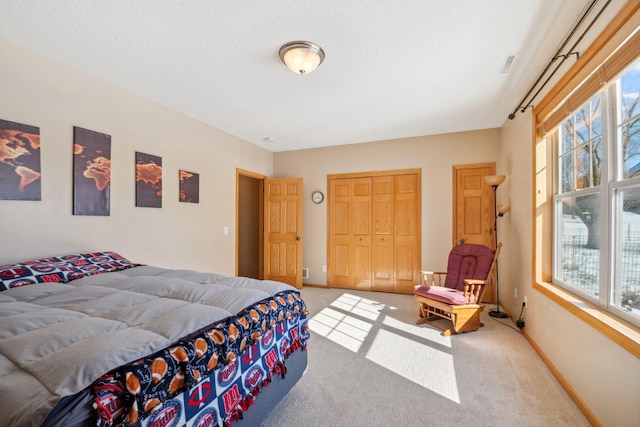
[
  {"xmin": 516, "ymin": 303, "xmax": 526, "ymax": 330},
  {"xmin": 489, "ymin": 305, "xmax": 524, "ymax": 333}
]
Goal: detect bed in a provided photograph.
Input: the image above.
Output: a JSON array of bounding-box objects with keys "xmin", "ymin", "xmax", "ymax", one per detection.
[{"xmin": 0, "ymin": 252, "xmax": 309, "ymax": 427}]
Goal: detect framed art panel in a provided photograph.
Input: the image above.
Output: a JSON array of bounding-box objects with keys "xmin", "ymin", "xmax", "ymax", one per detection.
[
  {"xmin": 0, "ymin": 118, "xmax": 41, "ymax": 200},
  {"xmin": 73, "ymin": 126, "xmax": 111, "ymax": 216},
  {"xmin": 135, "ymin": 152, "xmax": 162, "ymax": 208},
  {"xmin": 179, "ymin": 170, "xmax": 199, "ymax": 203}
]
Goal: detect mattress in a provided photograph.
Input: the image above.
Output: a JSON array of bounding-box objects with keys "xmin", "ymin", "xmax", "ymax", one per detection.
[{"xmin": 0, "ymin": 252, "xmax": 309, "ymax": 427}]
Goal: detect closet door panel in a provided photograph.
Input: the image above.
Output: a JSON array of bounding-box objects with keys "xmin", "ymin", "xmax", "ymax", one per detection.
[
  {"xmin": 394, "ymin": 174, "xmax": 420, "ymax": 294},
  {"xmin": 330, "ymin": 178, "xmax": 352, "ymax": 287},
  {"xmin": 352, "ymin": 243, "xmax": 371, "ymax": 290},
  {"xmin": 372, "ymin": 176, "xmax": 394, "ymax": 292},
  {"xmin": 351, "ymin": 177, "xmax": 371, "ymax": 290}
]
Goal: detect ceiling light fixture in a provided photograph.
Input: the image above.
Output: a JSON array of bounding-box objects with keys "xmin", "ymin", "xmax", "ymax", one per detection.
[{"xmin": 279, "ymin": 41, "xmax": 325, "ymax": 75}]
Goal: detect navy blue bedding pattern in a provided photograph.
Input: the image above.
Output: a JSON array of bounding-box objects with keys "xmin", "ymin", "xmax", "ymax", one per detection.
[
  {"xmin": 93, "ymin": 290, "xmax": 309, "ymax": 427},
  {"xmin": 0, "ymin": 251, "xmax": 142, "ymax": 291}
]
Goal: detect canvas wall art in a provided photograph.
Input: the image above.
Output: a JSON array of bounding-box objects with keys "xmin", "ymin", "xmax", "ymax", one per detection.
[
  {"xmin": 179, "ymin": 170, "xmax": 199, "ymax": 203},
  {"xmin": 135, "ymin": 152, "xmax": 162, "ymax": 208},
  {"xmin": 73, "ymin": 126, "xmax": 111, "ymax": 216},
  {"xmin": 0, "ymin": 118, "xmax": 41, "ymax": 200}
]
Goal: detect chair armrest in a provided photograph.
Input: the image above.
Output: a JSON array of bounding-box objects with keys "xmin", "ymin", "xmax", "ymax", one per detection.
[
  {"xmin": 464, "ymin": 279, "xmax": 486, "ymax": 285},
  {"xmin": 420, "ymin": 271, "xmax": 447, "ymax": 287},
  {"xmin": 462, "ymin": 279, "xmax": 486, "ymax": 304}
]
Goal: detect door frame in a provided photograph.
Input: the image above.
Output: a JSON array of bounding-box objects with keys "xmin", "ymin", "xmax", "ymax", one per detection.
[{"xmin": 236, "ymin": 169, "xmax": 265, "ymax": 278}]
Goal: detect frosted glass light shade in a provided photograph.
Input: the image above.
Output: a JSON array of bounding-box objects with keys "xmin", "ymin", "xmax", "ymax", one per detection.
[
  {"xmin": 484, "ymin": 175, "xmax": 506, "ymax": 187},
  {"xmin": 279, "ymin": 41, "xmax": 325, "ymax": 75}
]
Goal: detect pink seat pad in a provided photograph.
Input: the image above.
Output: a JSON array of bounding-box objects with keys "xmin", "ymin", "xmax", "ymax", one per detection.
[{"xmin": 414, "ymin": 285, "xmax": 468, "ymax": 305}]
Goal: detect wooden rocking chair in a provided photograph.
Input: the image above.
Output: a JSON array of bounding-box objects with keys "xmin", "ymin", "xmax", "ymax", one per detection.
[{"xmin": 414, "ymin": 242, "xmax": 501, "ymax": 336}]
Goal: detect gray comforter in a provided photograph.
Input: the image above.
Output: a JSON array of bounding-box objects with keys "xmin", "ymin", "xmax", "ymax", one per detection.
[{"xmin": 0, "ymin": 266, "xmax": 296, "ymax": 427}]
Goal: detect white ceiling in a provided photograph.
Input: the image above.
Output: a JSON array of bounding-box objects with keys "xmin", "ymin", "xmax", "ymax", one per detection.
[{"xmin": 0, "ymin": 1, "xmax": 612, "ymax": 152}]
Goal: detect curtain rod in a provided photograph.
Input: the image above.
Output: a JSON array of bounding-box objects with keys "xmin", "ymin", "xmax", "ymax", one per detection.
[{"xmin": 508, "ymin": 0, "xmax": 610, "ymax": 120}]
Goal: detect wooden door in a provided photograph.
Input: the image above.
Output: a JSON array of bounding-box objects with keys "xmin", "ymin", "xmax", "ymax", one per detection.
[
  {"xmin": 330, "ymin": 178, "xmax": 352, "ymax": 288},
  {"xmin": 452, "ymin": 163, "xmax": 495, "ymax": 248},
  {"xmin": 452, "ymin": 163, "xmax": 495, "ymax": 302},
  {"xmin": 351, "ymin": 178, "xmax": 372, "ymax": 290},
  {"xmin": 264, "ymin": 178, "xmax": 303, "ymax": 288},
  {"xmin": 393, "ymin": 174, "xmax": 421, "ymax": 294},
  {"xmin": 329, "ymin": 177, "xmax": 372, "ymax": 290},
  {"xmin": 372, "ymin": 176, "xmax": 394, "ymax": 292}
]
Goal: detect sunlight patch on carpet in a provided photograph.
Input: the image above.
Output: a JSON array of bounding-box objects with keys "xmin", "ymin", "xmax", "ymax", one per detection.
[
  {"xmin": 366, "ymin": 329, "xmax": 460, "ymax": 403},
  {"xmin": 309, "ymin": 307, "xmax": 373, "ymax": 352},
  {"xmin": 329, "ymin": 293, "xmax": 384, "ymax": 321},
  {"xmin": 310, "ymin": 292, "xmax": 460, "ymax": 402},
  {"xmin": 382, "ymin": 315, "xmax": 452, "ymax": 347}
]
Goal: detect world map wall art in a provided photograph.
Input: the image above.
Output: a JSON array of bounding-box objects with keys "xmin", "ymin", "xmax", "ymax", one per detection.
[
  {"xmin": 135, "ymin": 152, "xmax": 162, "ymax": 208},
  {"xmin": 73, "ymin": 126, "xmax": 111, "ymax": 216},
  {"xmin": 0, "ymin": 118, "xmax": 42, "ymax": 201},
  {"xmin": 179, "ymin": 170, "xmax": 199, "ymax": 203}
]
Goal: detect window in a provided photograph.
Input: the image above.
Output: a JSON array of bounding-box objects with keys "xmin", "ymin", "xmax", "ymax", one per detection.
[{"xmin": 552, "ymin": 60, "xmax": 640, "ymax": 325}]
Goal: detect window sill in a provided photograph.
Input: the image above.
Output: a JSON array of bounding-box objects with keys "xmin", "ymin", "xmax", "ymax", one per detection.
[{"xmin": 534, "ymin": 281, "xmax": 640, "ymax": 358}]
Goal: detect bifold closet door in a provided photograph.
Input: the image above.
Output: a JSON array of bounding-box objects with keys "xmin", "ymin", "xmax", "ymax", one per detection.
[
  {"xmin": 329, "ymin": 170, "xmax": 420, "ymax": 294},
  {"xmin": 392, "ymin": 173, "xmax": 420, "ymax": 294},
  {"xmin": 329, "ymin": 177, "xmax": 372, "ymax": 290},
  {"xmin": 372, "ymin": 175, "xmax": 394, "ymax": 292}
]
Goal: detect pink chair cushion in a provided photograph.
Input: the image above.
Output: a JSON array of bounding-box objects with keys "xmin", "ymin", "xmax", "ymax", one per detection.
[
  {"xmin": 444, "ymin": 244, "xmax": 494, "ymax": 291},
  {"xmin": 414, "ymin": 285, "xmax": 467, "ymax": 305}
]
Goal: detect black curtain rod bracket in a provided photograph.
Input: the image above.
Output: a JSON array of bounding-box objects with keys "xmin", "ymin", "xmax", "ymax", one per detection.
[{"xmin": 507, "ymin": 0, "xmax": 609, "ymax": 120}]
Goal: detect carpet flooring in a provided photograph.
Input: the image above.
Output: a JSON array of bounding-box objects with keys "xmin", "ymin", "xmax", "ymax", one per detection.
[{"xmin": 259, "ymin": 286, "xmax": 589, "ymax": 427}]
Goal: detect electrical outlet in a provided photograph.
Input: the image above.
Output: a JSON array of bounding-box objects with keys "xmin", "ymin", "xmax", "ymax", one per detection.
[
  {"xmin": 523, "ymin": 296, "xmax": 528, "ymax": 308},
  {"xmin": 514, "ymin": 288, "xmax": 518, "ymax": 299},
  {"xmin": 322, "ymin": 265, "xmax": 327, "ymax": 273}
]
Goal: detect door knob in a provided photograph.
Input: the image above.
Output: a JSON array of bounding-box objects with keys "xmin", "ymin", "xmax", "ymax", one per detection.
[{"xmin": 296, "ymin": 236, "xmax": 301, "ymax": 241}]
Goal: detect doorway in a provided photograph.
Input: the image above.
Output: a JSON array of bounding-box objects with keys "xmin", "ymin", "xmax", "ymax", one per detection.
[
  {"xmin": 236, "ymin": 170, "xmax": 304, "ymax": 288},
  {"xmin": 236, "ymin": 169, "xmax": 264, "ymax": 279}
]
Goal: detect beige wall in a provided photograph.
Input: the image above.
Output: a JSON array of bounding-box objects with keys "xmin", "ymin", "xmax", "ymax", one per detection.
[
  {"xmin": 0, "ymin": 38, "xmax": 273, "ymax": 274},
  {"xmin": 273, "ymin": 129, "xmax": 501, "ymax": 285},
  {"xmin": 501, "ymin": 111, "xmax": 640, "ymax": 427}
]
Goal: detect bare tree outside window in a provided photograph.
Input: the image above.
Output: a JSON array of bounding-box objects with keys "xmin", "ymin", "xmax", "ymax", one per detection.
[
  {"xmin": 560, "ymin": 96, "xmax": 602, "ymax": 250},
  {"xmin": 556, "ymin": 61, "xmax": 640, "ymax": 316}
]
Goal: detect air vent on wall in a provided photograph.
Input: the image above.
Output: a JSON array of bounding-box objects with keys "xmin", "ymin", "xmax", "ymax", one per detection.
[{"xmin": 302, "ymin": 268, "xmax": 309, "ymax": 279}]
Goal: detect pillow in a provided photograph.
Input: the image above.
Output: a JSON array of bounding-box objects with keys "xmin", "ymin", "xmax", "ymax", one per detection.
[{"xmin": 0, "ymin": 251, "xmax": 142, "ymax": 291}]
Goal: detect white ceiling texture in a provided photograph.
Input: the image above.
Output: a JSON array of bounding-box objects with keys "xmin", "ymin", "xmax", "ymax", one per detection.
[{"xmin": 0, "ymin": 1, "xmax": 621, "ymax": 152}]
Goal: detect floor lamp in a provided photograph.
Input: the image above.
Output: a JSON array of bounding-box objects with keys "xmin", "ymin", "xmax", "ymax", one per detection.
[{"xmin": 484, "ymin": 175, "xmax": 510, "ymax": 319}]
